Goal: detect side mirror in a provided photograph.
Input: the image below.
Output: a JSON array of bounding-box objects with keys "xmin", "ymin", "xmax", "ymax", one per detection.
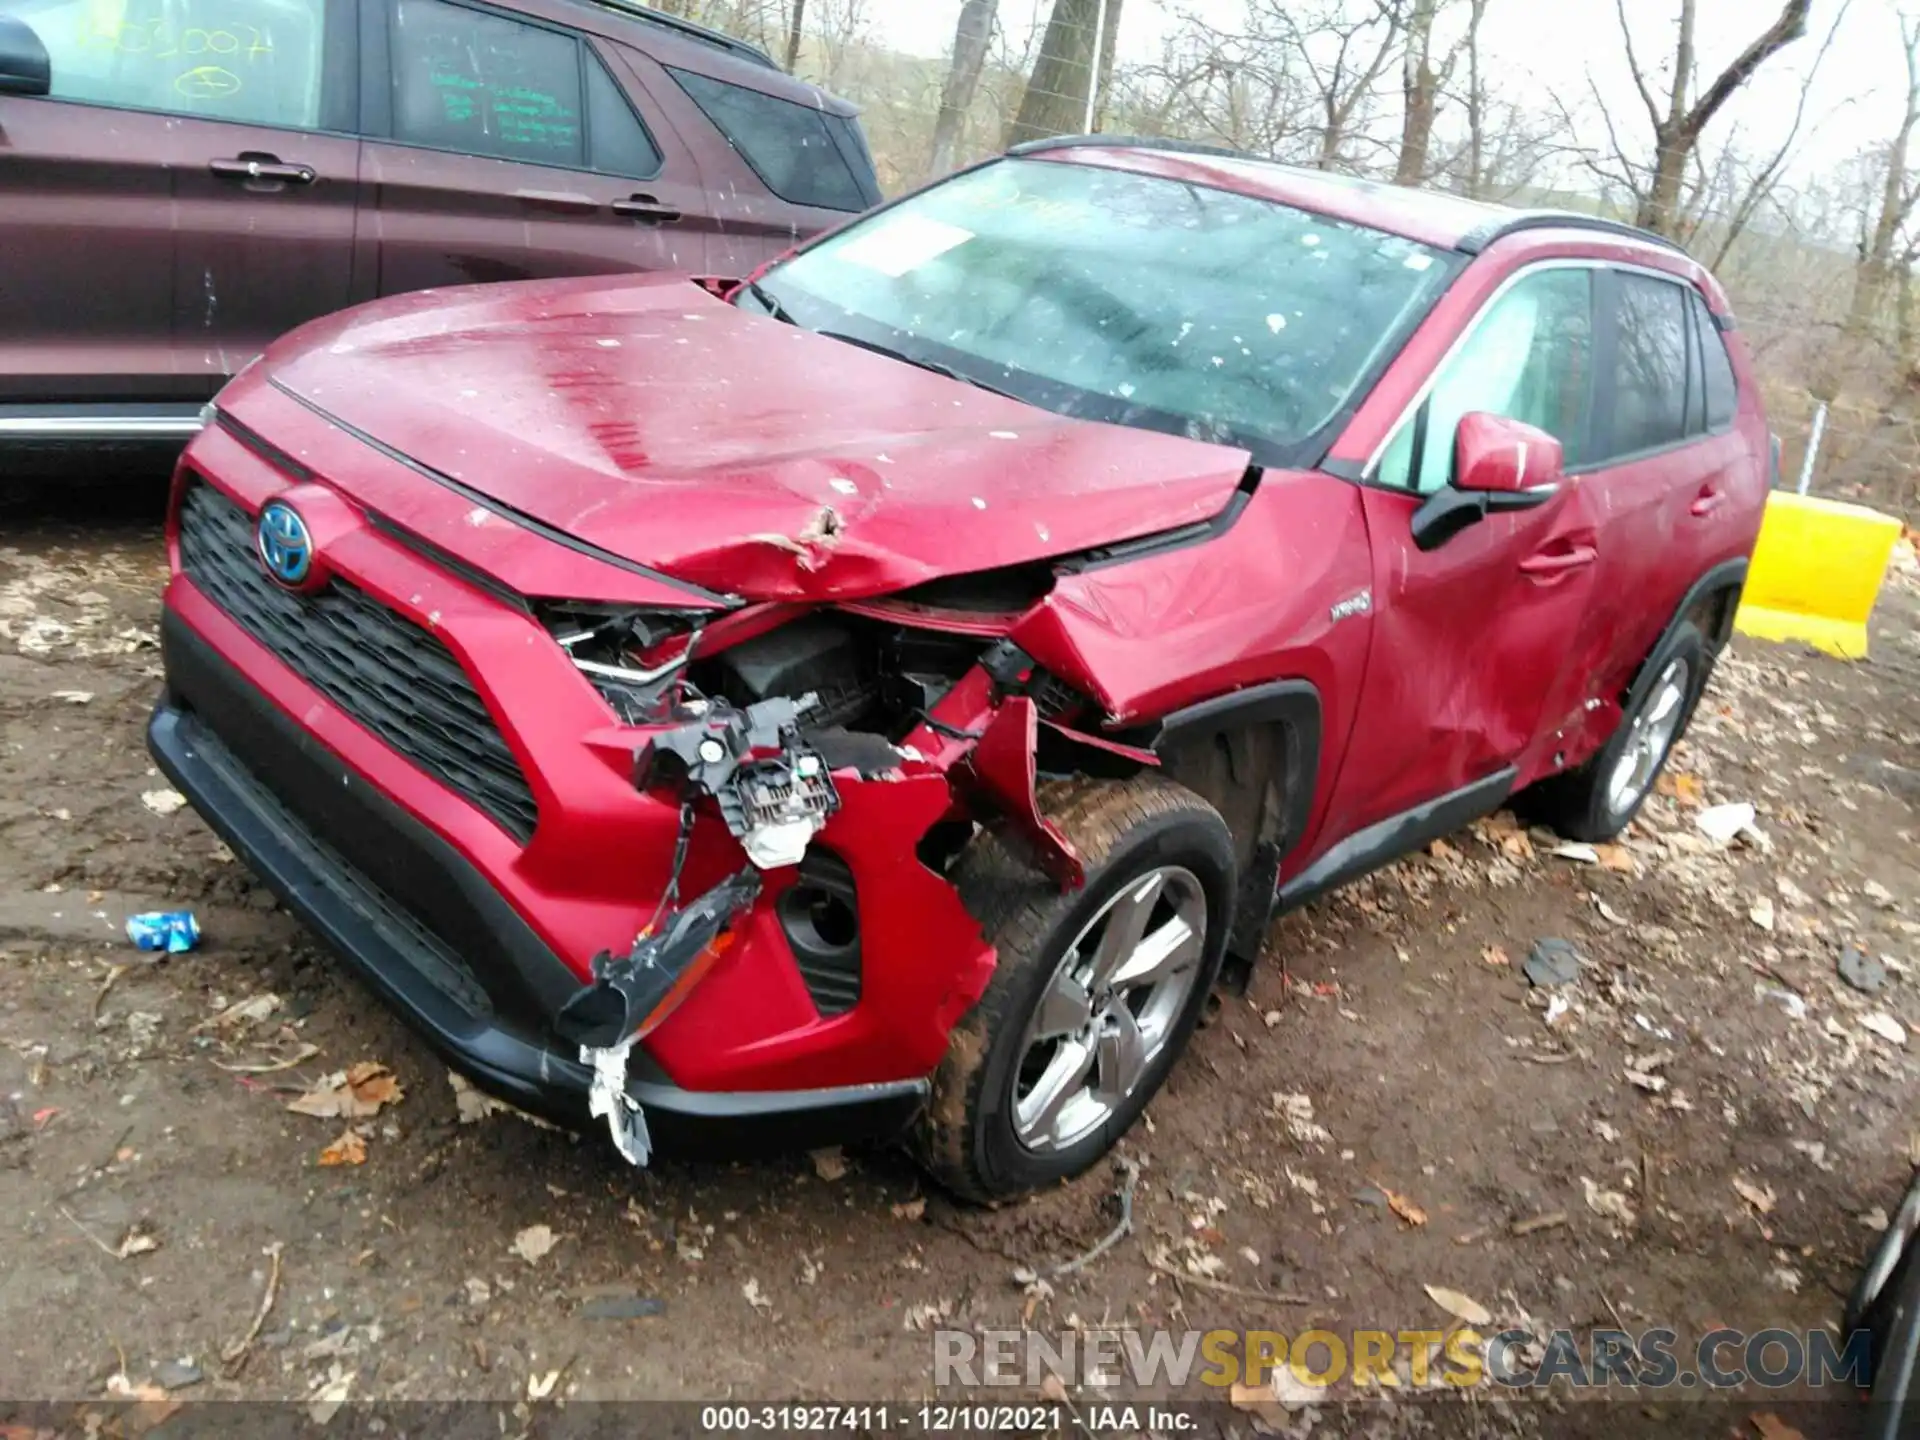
[
  {"xmin": 1453, "ymin": 410, "xmax": 1564, "ymax": 494},
  {"xmin": 1411, "ymin": 411, "xmax": 1562, "ymax": 551},
  {"xmin": 0, "ymin": 16, "xmax": 51, "ymax": 97}
]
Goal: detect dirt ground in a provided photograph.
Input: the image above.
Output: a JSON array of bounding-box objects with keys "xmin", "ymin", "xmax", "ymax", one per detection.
[{"xmin": 1, "ymin": 475, "xmax": 1916, "ymax": 1433}]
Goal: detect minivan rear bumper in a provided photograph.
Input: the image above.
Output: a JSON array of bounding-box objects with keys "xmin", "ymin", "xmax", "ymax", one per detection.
[{"xmin": 148, "ymin": 613, "xmax": 926, "ymax": 1155}]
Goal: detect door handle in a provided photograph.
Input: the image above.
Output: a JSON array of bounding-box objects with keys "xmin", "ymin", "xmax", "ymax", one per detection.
[
  {"xmin": 514, "ymin": 189, "xmax": 599, "ymax": 213},
  {"xmin": 1519, "ymin": 545, "xmax": 1597, "ymax": 577},
  {"xmin": 1690, "ymin": 489, "xmax": 1726, "ymax": 517},
  {"xmin": 612, "ymin": 194, "xmax": 683, "ymax": 224},
  {"xmin": 209, "ymin": 154, "xmax": 316, "ymax": 185}
]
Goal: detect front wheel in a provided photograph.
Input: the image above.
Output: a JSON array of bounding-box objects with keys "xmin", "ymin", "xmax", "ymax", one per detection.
[
  {"xmin": 915, "ymin": 776, "xmax": 1235, "ymax": 1202},
  {"xmin": 1520, "ymin": 621, "xmax": 1708, "ymax": 842}
]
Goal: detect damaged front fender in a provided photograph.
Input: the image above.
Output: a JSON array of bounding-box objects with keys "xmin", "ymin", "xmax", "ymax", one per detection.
[{"xmin": 954, "ymin": 695, "xmax": 1086, "ymax": 890}]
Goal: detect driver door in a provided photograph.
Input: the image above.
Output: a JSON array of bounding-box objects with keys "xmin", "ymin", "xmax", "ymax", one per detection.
[{"xmin": 1321, "ymin": 264, "xmax": 1605, "ymax": 841}]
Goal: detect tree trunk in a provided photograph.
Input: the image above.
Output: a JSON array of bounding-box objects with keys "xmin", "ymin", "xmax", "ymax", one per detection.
[
  {"xmin": 1004, "ymin": 0, "xmax": 1103, "ymax": 148},
  {"xmin": 928, "ymin": 0, "xmax": 998, "ymax": 177},
  {"xmin": 1093, "ymin": 0, "xmax": 1125, "ymax": 130},
  {"xmin": 1394, "ymin": 0, "xmax": 1440, "ymax": 185},
  {"xmin": 1620, "ymin": 0, "xmax": 1811, "ymax": 238},
  {"xmin": 1844, "ymin": 20, "xmax": 1920, "ymax": 338},
  {"xmin": 782, "ymin": 0, "xmax": 805, "ymax": 72}
]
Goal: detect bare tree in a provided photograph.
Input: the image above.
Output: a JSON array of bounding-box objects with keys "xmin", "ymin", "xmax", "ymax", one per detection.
[
  {"xmin": 1845, "ymin": 10, "xmax": 1920, "ymax": 337},
  {"xmin": 1238, "ymin": 0, "xmax": 1402, "ymax": 171},
  {"xmin": 783, "ymin": 0, "xmax": 805, "ymax": 72},
  {"xmin": 929, "ymin": 0, "xmax": 999, "ymax": 178},
  {"xmin": 1005, "ymin": 0, "xmax": 1105, "ymax": 147},
  {"xmin": 1611, "ymin": 0, "xmax": 1815, "ymax": 236},
  {"xmin": 1394, "ymin": 0, "xmax": 1471, "ymax": 184}
]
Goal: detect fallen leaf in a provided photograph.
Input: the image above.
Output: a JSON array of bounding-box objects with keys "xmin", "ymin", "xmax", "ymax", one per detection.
[
  {"xmin": 1750, "ymin": 1413, "xmax": 1806, "ymax": 1440},
  {"xmin": 287, "ymin": 1062, "xmax": 404, "ymax": 1119},
  {"xmin": 810, "ymin": 1147, "xmax": 849, "ymax": 1181},
  {"xmin": 1581, "ymin": 1176, "xmax": 1636, "ymax": 1226},
  {"xmin": 1428, "ymin": 837, "xmax": 1457, "ymax": 860},
  {"xmin": 1732, "ymin": 1177, "xmax": 1776, "ymax": 1215},
  {"xmin": 1423, "ymin": 1284, "xmax": 1493, "ymax": 1326},
  {"xmin": 1481, "ymin": 945, "xmax": 1511, "ymax": 967},
  {"xmin": 526, "ymin": 1370, "xmax": 560, "ymax": 1401},
  {"xmin": 1551, "ymin": 841, "xmax": 1600, "ymax": 864},
  {"xmin": 1696, "ymin": 801, "xmax": 1757, "ymax": 844},
  {"xmin": 891, "ymin": 1197, "xmax": 926, "ymax": 1221},
  {"xmin": 742, "ymin": 1277, "xmax": 773, "ymax": 1313},
  {"xmin": 1624, "ymin": 1068, "xmax": 1669, "ymax": 1094},
  {"xmin": 140, "ymin": 788, "xmax": 187, "ymax": 817},
  {"xmin": 1593, "ymin": 843, "xmax": 1636, "ymax": 874},
  {"xmin": 1657, "ymin": 771, "xmax": 1704, "ymax": 804},
  {"xmin": 448, "ymin": 1070, "xmax": 509, "ymax": 1123},
  {"xmin": 53, "ymin": 689, "xmax": 94, "ymax": 704},
  {"xmin": 318, "ymin": 1130, "xmax": 366, "ymax": 1167},
  {"xmin": 1377, "ymin": 1183, "xmax": 1427, "ymax": 1227},
  {"xmin": 1749, "ymin": 896, "xmax": 1775, "ymax": 932},
  {"xmin": 511, "ymin": 1225, "xmax": 558, "ymax": 1264}
]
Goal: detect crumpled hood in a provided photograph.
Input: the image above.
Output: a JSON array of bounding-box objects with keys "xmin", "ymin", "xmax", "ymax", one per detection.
[{"xmin": 265, "ymin": 274, "xmax": 1252, "ymax": 602}]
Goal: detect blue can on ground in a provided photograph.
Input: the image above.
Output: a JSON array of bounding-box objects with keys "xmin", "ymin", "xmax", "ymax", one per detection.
[{"xmin": 126, "ymin": 911, "xmax": 201, "ymax": 954}]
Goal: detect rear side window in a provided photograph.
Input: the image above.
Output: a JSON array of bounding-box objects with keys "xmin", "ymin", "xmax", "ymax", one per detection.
[
  {"xmin": 668, "ymin": 65, "xmax": 868, "ymax": 211},
  {"xmin": 389, "ymin": 0, "xmax": 660, "ymax": 177},
  {"xmin": 1606, "ymin": 273, "xmax": 1689, "ymax": 456},
  {"xmin": 1690, "ymin": 290, "xmax": 1739, "ymax": 429},
  {"xmin": 392, "ymin": 0, "xmax": 583, "ymax": 165},
  {"xmin": 7, "ymin": 0, "xmax": 329, "ymax": 127}
]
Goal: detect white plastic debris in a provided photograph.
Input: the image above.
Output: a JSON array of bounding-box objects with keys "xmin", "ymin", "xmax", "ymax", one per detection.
[
  {"xmin": 1695, "ymin": 802, "xmax": 1756, "ymax": 845},
  {"xmin": 581, "ymin": 1039, "xmax": 651, "ymax": 1166},
  {"xmin": 1860, "ymin": 1012, "xmax": 1909, "ymax": 1048}
]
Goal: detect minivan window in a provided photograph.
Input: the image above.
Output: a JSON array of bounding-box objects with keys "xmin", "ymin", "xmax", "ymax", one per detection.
[
  {"xmin": 1691, "ymin": 290, "xmax": 1738, "ymax": 430},
  {"xmin": 668, "ymin": 66, "xmax": 867, "ymax": 212},
  {"xmin": 1607, "ymin": 273, "xmax": 1690, "ymax": 456},
  {"xmin": 392, "ymin": 0, "xmax": 582, "ymax": 166},
  {"xmin": 747, "ymin": 158, "xmax": 1457, "ymax": 463},
  {"xmin": 5, "ymin": 0, "xmax": 327, "ymax": 127}
]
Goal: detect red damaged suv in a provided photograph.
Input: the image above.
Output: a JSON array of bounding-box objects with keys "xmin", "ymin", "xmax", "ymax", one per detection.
[{"xmin": 151, "ymin": 137, "xmax": 1768, "ymax": 1198}]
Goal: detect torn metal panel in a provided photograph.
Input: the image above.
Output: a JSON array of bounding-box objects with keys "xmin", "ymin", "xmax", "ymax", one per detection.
[{"xmin": 957, "ymin": 696, "xmax": 1085, "ymax": 890}]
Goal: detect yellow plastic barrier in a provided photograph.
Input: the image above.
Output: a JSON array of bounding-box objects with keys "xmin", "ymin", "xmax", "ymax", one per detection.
[{"xmin": 1733, "ymin": 492, "xmax": 1904, "ymax": 659}]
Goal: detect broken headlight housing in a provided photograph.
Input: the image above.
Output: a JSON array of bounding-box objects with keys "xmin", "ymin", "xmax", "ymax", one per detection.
[{"xmin": 538, "ymin": 602, "xmax": 703, "ymax": 724}]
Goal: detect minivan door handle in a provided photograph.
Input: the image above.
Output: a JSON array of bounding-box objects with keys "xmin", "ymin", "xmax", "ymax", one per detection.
[
  {"xmin": 612, "ymin": 194, "xmax": 683, "ymax": 224},
  {"xmin": 209, "ymin": 153, "xmax": 317, "ymax": 185}
]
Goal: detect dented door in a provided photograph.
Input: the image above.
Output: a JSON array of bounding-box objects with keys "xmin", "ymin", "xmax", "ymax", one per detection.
[{"xmin": 1322, "ymin": 479, "xmax": 1601, "ymax": 839}]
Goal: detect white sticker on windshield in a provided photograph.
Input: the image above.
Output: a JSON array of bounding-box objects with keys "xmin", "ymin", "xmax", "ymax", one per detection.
[
  {"xmin": 1404, "ymin": 253, "xmax": 1435, "ymax": 271},
  {"xmin": 836, "ymin": 214, "xmax": 974, "ymax": 278}
]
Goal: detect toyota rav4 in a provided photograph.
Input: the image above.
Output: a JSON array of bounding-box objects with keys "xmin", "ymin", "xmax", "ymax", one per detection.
[{"xmin": 150, "ymin": 137, "xmax": 1770, "ymax": 1199}]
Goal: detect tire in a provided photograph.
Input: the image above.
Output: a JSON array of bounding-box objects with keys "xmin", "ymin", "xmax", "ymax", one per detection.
[
  {"xmin": 1520, "ymin": 620, "xmax": 1710, "ymax": 842},
  {"xmin": 915, "ymin": 775, "xmax": 1236, "ymax": 1202}
]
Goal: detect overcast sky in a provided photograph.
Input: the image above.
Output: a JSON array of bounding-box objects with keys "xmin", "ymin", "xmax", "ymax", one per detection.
[{"xmin": 869, "ymin": 0, "xmax": 1910, "ymax": 179}]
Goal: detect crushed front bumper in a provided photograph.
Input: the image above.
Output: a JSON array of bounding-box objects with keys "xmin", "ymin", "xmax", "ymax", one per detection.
[{"xmin": 149, "ymin": 614, "xmax": 927, "ymax": 1155}]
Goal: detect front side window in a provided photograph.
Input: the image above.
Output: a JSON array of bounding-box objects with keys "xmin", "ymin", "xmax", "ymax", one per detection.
[
  {"xmin": 392, "ymin": 0, "xmax": 582, "ymax": 166},
  {"xmin": 4, "ymin": 0, "xmax": 327, "ymax": 126},
  {"xmin": 1606, "ymin": 272, "xmax": 1690, "ymax": 456},
  {"xmin": 746, "ymin": 157, "xmax": 1457, "ymax": 463},
  {"xmin": 1375, "ymin": 266, "xmax": 1594, "ymax": 494}
]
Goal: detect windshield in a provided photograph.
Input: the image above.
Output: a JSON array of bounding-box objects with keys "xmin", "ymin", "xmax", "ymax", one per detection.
[{"xmin": 745, "ymin": 157, "xmax": 1459, "ymax": 463}]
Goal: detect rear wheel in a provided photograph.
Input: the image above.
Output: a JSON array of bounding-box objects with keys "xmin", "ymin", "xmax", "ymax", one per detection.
[
  {"xmin": 1520, "ymin": 621, "xmax": 1708, "ymax": 842},
  {"xmin": 916, "ymin": 776, "xmax": 1235, "ymax": 1202}
]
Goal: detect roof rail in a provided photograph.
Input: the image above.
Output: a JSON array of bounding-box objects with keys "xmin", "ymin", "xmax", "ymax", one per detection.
[
  {"xmin": 1457, "ymin": 211, "xmax": 1690, "ymax": 258},
  {"xmin": 575, "ymin": 0, "xmax": 777, "ymax": 67},
  {"xmin": 1007, "ymin": 133, "xmax": 1260, "ymax": 163}
]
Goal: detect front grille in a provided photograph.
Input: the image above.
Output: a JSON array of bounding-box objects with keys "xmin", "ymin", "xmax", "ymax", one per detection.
[{"xmin": 177, "ymin": 479, "xmax": 539, "ymax": 842}]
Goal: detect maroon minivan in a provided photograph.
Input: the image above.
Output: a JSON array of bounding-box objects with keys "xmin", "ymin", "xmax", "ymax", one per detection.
[{"xmin": 0, "ymin": 0, "xmax": 877, "ymax": 445}]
